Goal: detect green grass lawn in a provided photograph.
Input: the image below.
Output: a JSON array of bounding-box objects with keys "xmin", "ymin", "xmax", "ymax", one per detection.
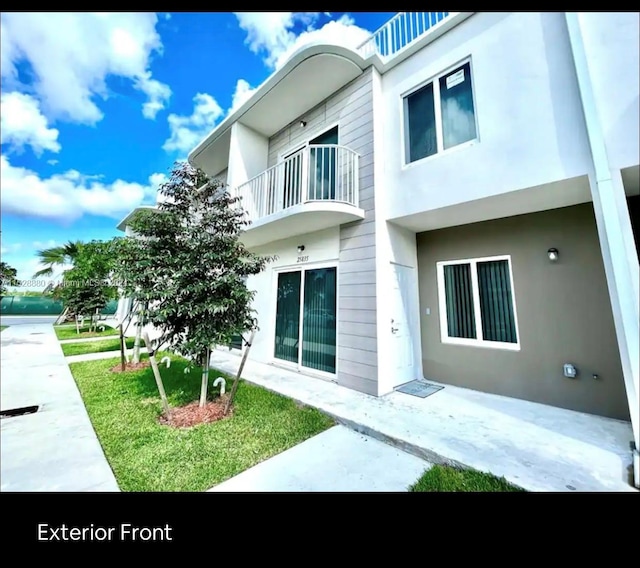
[
  {"xmin": 0, "ymin": 326, "xmax": 7, "ymax": 332},
  {"xmin": 69, "ymin": 354, "xmax": 334, "ymax": 491},
  {"xmin": 410, "ymin": 464, "xmax": 526, "ymax": 492},
  {"xmin": 55, "ymin": 324, "xmax": 119, "ymax": 340},
  {"xmin": 61, "ymin": 337, "xmax": 143, "ymax": 357}
]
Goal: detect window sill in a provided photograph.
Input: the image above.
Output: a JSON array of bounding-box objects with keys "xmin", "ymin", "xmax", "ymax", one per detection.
[
  {"xmin": 402, "ymin": 138, "xmax": 479, "ymax": 171},
  {"xmin": 440, "ymin": 337, "xmax": 521, "ymax": 352}
]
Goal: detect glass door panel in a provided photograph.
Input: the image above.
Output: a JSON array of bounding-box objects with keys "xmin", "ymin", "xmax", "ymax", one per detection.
[
  {"xmin": 283, "ymin": 149, "xmax": 303, "ymax": 210},
  {"xmin": 309, "ymin": 126, "xmax": 338, "ymax": 201},
  {"xmin": 274, "ymin": 271, "xmax": 301, "ymax": 363},
  {"xmin": 302, "ymin": 267, "xmax": 337, "ymax": 373}
]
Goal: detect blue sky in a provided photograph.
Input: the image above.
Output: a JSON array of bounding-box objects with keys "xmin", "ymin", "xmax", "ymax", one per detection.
[{"xmin": 1, "ymin": 11, "xmax": 395, "ymax": 284}]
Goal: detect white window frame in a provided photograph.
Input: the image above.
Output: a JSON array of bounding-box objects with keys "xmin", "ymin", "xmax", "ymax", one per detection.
[
  {"xmin": 277, "ymin": 122, "xmax": 341, "ymax": 164},
  {"xmin": 436, "ymin": 254, "xmax": 521, "ymax": 351},
  {"xmin": 401, "ymin": 57, "xmax": 479, "ymax": 167}
]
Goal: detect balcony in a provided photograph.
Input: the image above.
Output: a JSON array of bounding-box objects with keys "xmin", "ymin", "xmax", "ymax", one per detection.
[
  {"xmin": 357, "ymin": 11, "xmax": 452, "ymax": 61},
  {"xmin": 235, "ymin": 145, "xmax": 365, "ymax": 248}
]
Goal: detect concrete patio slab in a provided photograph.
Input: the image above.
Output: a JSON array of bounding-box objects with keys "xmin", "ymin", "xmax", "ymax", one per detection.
[
  {"xmin": 1, "ymin": 323, "xmax": 119, "ymax": 492},
  {"xmin": 209, "ymin": 425, "xmax": 430, "ymax": 492},
  {"xmin": 209, "ymin": 349, "xmax": 637, "ymax": 493}
]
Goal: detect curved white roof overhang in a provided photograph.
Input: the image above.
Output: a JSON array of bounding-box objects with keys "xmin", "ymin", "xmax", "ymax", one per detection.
[{"xmin": 188, "ymin": 42, "xmax": 374, "ymax": 176}]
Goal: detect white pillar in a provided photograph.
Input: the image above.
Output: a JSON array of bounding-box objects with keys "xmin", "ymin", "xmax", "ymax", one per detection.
[{"xmin": 565, "ymin": 13, "xmax": 640, "ymax": 483}]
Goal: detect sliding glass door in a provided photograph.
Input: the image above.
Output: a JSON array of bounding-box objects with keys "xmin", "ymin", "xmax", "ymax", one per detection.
[
  {"xmin": 274, "ymin": 271, "xmax": 301, "ymax": 364},
  {"xmin": 274, "ymin": 266, "xmax": 337, "ymax": 374},
  {"xmin": 308, "ymin": 126, "xmax": 338, "ymax": 201}
]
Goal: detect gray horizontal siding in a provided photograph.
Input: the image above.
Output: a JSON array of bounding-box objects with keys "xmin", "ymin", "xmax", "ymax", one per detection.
[
  {"xmin": 337, "ymin": 359, "xmax": 377, "ymax": 378},
  {"xmin": 340, "ymin": 247, "xmax": 376, "ymax": 262},
  {"xmin": 341, "ymin": 221, "xmax": 376, "ymax": 238},
  {"xmin": 340, "ymin": 233, "xmax": 376, "ymax": 250},
  {"xmin": 339, "ymin": 321, "xmax": 377, "ymax": 338},
  {"xmin": 339, "ymin": 270, "xmax": 376, "ymax": 285},
  {"xmin": 339, "ymin": 297, "xmax": 378, "ymax": 311},
  {"xmin": 359, "ymin": 197, "xmax": 376, "ymax": 213},
  {"xmin": 339, "ymin": 283, "xmax": 377, "ymax": 297},
  {"xmin": 339, "ymin": 346, "xmax": 380, "ymax": 366},
  {"xmin": 336, "ymin": 372, "xmax": 378, "ymax": 396},
  {"xmin": 212, "ymin": 168, "xmax": 228, "ymax": 187},
  {"xmin": 266, "ymin": 68, "xmax": 379, "ymax": 397},
  {"xmin": 339, "ymin": 259, "xmax": 376, "ymax": 274},
  {"xmin": 339, "ymin": 308, "xmax": 376, "ymax": 324}
]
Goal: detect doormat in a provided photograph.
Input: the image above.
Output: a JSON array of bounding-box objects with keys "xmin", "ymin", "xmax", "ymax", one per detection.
[{"xmin": 395, "ymin": 380, "xmax": 444, "ymax": 399}]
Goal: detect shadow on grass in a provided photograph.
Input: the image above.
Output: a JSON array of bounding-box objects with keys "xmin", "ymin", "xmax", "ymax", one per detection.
[
  {"xmin": 61, "ymin": 337, "xmax": 144, "ymax": 357},
  {"xmin": 111, "ymin": 352, "xmax": 231, "ymax": 408}
]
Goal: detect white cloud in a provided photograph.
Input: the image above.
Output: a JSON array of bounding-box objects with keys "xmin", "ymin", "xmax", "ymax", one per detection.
[
  {"xmin": 0, "ymin": 154, "xmax": 163, "ymax": 223},
  {"xmin": 229, "ymin": 79, "xmax": 257, "ymax": 113},
  {"xmin": 0, "ymin": 92, "xmax": 61, "ymax": 155},
  {"xmin": 47, "ymin": 159, "xmax": 59, "ymax": 165},
  {"xmin": 0, "ymin": 242, "xmax": 23, "ymax": 255},
  {"xmin": 163, "ymin": 93, "xmax": 224, "ymax": 155},
  {"xmin": 32, "ymin": 239, "xmax": 58, "ymax": 250},
  {"xmin": 234, "ymin": 12, "xmax": 371, "ymax": 70},
  {"xmin": 1, "ymin": 256, "xmax": 73, "ymax": 289},
  {"xmin": 138, "ymin": 73, "xmax": 173, "ymax": 119},
  {"xmin": 149, "ymin": 172, "xmax": 168, "ymax": 188},
  {"xmin": 0, "ymin": 12, "xmax": 171, "ymax": 124}
]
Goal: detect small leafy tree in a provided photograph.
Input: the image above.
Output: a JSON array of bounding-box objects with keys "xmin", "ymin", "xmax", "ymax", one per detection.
[
  {"xmin": 1, "ymin": 262, "xmax": 19, "ymax": 296},
  {"xmin": 57, "ymin": 240, "xmax": 119, "ymax": 331},
  {"xmin": 115, "ymin": 161, "xmax": 273, "ymax": 409}
]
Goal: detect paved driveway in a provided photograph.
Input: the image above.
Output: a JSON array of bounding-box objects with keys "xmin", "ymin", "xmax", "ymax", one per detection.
[
  {"xmin": 1, "ymin": 315, "xmax": 59, "ymax": 326},
  {"xmin": 1, "ymin": 323, "xmax": 119, "ymax": 491}
]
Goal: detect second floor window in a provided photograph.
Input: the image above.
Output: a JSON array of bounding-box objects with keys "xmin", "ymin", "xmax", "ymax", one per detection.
[{"xmin": 404, "ymin": 59, "xmax": 477, "ymax": 164}]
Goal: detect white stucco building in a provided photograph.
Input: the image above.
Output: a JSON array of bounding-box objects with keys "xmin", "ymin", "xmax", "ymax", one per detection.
[{"xmin": 118, "ymin": 12, "xmax": 640, "ymax": 485}]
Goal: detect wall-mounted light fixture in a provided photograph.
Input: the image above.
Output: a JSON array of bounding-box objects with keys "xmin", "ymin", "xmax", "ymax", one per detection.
[
  {"xmin": 297, "ymin": 245, "xmax": 305, "ymax": 254},
  {"xmin": 300, "ymin": 120, "xmax": 307, "ymax": 128},
  {"xmin": 547, "ymin": 248, "xmax": 559, "ymax": 262}
]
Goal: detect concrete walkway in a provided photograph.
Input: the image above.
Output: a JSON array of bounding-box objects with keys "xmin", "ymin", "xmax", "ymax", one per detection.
[
  {"xmin": 209, "ymin": 349, "xmax": 637, "ymax": 492},
  {"xmin": 65, "ymin": 347, "xmax": 148, "ymax": 364},
  {"xmin": 210, "ymin": 425, "xmax": 430, "ymax": 492},
  {"xmin": 1, "ymin": 323, "xmax": 120, "ymax": 491}
]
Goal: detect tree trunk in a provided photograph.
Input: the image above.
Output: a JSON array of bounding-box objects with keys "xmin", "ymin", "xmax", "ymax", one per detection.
[
  {"xmin": 93, "ymin": 308, "xmax": 99, "ymax": 332},
  {"xmin": 75, "ymin": 315, "xmax": 80, "ymax": 335},
  {"xmin": 119, "ymin": 325, "xmax": 126, "ymax": 372},
  {"xmin": 199, "ymin": 347, "xmax": 211, "ymax": 408},
  {"xmin": 132, "ymin": 303, "xmax": 143, "ymax": 364},
  {"xmin": 143, "ymin": 331, "xmax": 170, "ymax": 417},
  {"xmin": 55, "ymin": 307, "xmax": 69, "ymax": 326},
  {"xmin": 224, "ymin": 329, "xmax": 256, "ymax": 415}
]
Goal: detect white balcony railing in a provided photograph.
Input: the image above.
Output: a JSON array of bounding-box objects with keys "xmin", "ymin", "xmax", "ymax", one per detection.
[
  {"xmin": 357, "ymin": 12, "xmax": 451, "ymax": 60},
  {"xmin": 235, "ymin": 145, "xmax": 359, "ymax": 225}
]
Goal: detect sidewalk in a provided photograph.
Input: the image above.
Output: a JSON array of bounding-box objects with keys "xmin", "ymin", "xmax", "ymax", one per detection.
[
  {"xmin": 210, "ymin": 425, "xmax": 430, "ymax": 492},
  {"xmin": 1, "ymin": 323, "xmax": 120, "ymax": 492},
  {"xmin": 209, "ymin": 349, "xmax": 637, "ymax": 492}
]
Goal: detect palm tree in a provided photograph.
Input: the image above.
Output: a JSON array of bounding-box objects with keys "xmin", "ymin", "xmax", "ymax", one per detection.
[{"xmin": 33, "ymin": 240, "xmax": 83, "ymax": 278}]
